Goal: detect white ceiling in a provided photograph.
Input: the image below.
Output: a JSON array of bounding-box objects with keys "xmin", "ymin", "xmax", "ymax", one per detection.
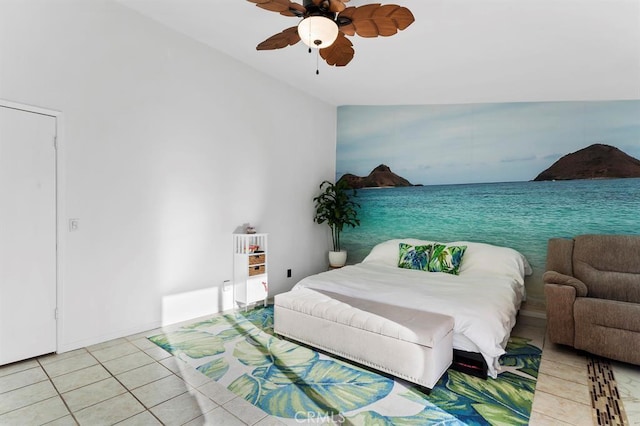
[{"xmin": 119, "ymin": 0, "xmax": 640, "ymax": 106}]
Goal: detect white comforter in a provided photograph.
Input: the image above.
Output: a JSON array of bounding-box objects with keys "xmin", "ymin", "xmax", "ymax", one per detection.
[{"xmin": 292, "ymin": 239, "xmax": 530, "ymax": 378}]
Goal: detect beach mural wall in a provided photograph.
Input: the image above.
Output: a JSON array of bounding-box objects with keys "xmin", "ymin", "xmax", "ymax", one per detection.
[{"xmin": 336, "ymin": 100, "xmax": 640, "ymax": 305}]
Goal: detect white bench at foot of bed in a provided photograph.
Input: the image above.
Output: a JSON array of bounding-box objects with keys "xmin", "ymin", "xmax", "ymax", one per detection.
[{"xmin": 274, "ymin": 288, "xmax": 454, "ymax": 390}]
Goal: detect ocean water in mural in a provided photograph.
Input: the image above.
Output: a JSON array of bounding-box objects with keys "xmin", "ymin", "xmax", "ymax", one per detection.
[{"xmin": 341, "ymin": 178, "xmax": 640, "ymax": 274}]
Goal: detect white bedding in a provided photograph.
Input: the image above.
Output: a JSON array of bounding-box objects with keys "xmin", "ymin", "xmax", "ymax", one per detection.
[{"xmin": 292, "ymin": 239, "xmax": 531, "ymax": 378}]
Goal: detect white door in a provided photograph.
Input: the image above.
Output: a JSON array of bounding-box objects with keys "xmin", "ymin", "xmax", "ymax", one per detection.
[{"xmin": 0, "ymin": 105, "xmax": 57, "ymax": 365}]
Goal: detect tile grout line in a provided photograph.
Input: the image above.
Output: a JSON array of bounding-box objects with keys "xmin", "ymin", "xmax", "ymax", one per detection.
[
  {"xmin": 0, "ymin": 363, "xmax": 46, "ymax": 418},
  {"xmin": 91, "ymin": 340, "xmax": 245, "ymax": 425},
  {"xmin": 85, "ymin": 346, "xmax": 172, "ymax": 425},
  {"xmin": 99, "ymin": 359, "xmax": 164, "ymax": 425},
  {"xmin": 37, "ymin": 355, "xmax": 82, "ymax": 425},
  {"xmin": 142, "ymin": 333, "xmax": 251, "ymax": 425},
  {"xmin": 38, "ymin": 346, "xmax": 167, "ymax": 425},
  {"xmin": 538, "ymin": 352, "xmax": 593, "ymax": 388},
  {"xmin": 532, "ymin": 338, "xmax": 594, "ymax": 425},
  {"xmin": 530, "ymin": 400, "xmax": 579, "ymax": 426}
]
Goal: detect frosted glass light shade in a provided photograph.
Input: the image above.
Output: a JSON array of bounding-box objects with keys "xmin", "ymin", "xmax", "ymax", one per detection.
[{"xmin": 297, "ymin": 16, "xmax": 339, "ymax": 49}]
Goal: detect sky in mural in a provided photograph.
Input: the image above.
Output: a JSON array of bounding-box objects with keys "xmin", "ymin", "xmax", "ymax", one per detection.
[{"xmin": 337, "ymin": 100, "xmax": 640, "ymax": 186}]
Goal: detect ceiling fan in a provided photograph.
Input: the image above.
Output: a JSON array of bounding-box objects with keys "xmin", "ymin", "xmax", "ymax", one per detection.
[{"xmin": 247, "ymin": 0, "xmax": 415, "ymax": 67}]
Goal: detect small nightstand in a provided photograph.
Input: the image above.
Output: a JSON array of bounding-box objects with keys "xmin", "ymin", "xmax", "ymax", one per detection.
[{"xmin": 233, "ymin": 233, "xmax": 268, "ymax": 310}]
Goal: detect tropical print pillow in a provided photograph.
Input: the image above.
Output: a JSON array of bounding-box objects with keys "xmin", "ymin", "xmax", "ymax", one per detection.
[
  {"xmin": 398, "ymin": 243, "xmax": 432, "ymax": 271},
  {"xmin": 428, "ymin": 243, "xmax": 467, "ymax": 275}
]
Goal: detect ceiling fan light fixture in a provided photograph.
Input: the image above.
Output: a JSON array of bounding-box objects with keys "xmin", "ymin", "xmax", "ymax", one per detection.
[{"xmin": 297, "ymin": 16, "xmax": 339, "ymax": 49}]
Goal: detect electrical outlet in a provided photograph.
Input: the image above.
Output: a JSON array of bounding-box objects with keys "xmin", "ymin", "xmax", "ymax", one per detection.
[{"xmin": 287, "ymin": 269, "xmax": 292, "ymax": 278}]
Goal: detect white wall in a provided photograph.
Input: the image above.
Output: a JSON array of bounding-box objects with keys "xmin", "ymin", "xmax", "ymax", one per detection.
[{"xmin": 0, "ymin": 0, "xmax": 336, "ymax": 351}]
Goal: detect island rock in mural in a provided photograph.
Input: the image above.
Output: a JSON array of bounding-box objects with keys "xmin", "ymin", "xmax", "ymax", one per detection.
[
  {"xmin": 533, "ymin": 143, "xmax": 640, "ymax": 181},
  {"xmin": 338, "ymin": 164, "xmax": 415, "ymax": 189}
]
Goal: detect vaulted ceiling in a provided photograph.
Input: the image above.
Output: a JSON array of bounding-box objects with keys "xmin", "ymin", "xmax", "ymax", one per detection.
[{"xmin": 119, "ymin": 0, "xmax": 640, "ymax": 106}]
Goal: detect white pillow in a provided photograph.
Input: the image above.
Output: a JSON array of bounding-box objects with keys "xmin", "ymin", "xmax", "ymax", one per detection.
[
  {"xmin": 450, "ymin": 240, "xmax": 532, "ymax": 283},
  {"xmin": 362, "ymin": 238, "xmax": 436, "ymax": 267}
]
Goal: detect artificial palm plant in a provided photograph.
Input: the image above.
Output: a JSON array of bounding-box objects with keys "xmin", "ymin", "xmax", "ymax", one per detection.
[{"xmin": 313, "ymin": 180, "xmax": 360, "ymax": 254}]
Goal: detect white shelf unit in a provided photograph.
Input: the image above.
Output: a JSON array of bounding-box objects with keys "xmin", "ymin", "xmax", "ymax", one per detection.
[{"xmin": 233, "ymin": 233, "xmax": 268, "ymax": 310}]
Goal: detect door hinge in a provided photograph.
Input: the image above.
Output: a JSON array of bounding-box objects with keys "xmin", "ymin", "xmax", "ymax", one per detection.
[
  {"xmin": 54, "ymin": 308, "xmax": 59, "ymax": 320},
  {"xmin": 53, "ymin": 136, "xmax": 57, "ymax": 149}
]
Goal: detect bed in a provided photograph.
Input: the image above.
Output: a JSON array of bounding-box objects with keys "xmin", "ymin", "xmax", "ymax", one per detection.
[{"xmin": 284, "ymin": 238, "xmax": 531, "ymax": 379}]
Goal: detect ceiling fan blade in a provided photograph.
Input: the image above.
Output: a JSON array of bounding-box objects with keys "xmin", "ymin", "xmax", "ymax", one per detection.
[
  {"xmin": 338, "ymin": 4, "xmax": 414, "ymax": 38},
  {"xmin": 320, "ymin": 32, "xmax": 354, "ymax": 66},
  {"xmin": 248, "ymin": 0, "xmax": 306, "ymax": 17},
  {"xmin": 288, "ymin": 2, "xmax": 306, "ymax": 15},
  {"xmin": 329, "ymin": 0, "xmax": 346, "ymax": 12},
  {"xmin": 256, "ymin": 26, "xmax": 301, "ymax": 50},
  {"xmin": 248, "ymin": 0, "xmax": 290, "ymax": 12}
]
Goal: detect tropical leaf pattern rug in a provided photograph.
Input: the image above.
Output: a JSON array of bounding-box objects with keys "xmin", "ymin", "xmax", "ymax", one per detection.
[{"xmin": 149, "ymin": 306, "xmax": 541, "ymax": 425}]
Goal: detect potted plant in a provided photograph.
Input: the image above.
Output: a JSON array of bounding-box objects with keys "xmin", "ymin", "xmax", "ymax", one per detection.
[{"xmin": 313, "ymin": 180, "xmax": 360, "ymax": 267}]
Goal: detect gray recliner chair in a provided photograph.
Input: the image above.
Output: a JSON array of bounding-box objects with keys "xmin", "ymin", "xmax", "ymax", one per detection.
[{"xmin": 543, "ymin": 234, "xmax": 640, "ymax": 365}]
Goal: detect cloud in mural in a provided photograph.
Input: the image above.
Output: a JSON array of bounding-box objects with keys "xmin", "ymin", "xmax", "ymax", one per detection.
[
  {"xmin": 500, "ymin": 155, "xmax": 538, "ymax": 163},
  {"xmin": 337, "ymin": 100, "xmax": 640, "ymax": 185}
]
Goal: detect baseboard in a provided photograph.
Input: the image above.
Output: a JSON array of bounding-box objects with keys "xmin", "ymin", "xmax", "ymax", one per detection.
[{"xmin": 57, "ymin": 318, "xmax": 164, "ymax": 354}]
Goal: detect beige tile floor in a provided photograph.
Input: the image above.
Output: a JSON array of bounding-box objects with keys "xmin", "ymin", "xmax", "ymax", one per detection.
[
  {"xmin": 0, "ymin": 312, "xmax": 637, "ymax": 425},
  {"xmin": 522, "ymin": 314, "xmax": 640, "ymax": 426}
]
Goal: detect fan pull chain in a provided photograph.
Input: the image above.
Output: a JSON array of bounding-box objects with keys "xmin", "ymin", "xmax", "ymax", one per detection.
[{"xmin": 306, "ymin": 44, "xmax": 319, "ymax": 75}]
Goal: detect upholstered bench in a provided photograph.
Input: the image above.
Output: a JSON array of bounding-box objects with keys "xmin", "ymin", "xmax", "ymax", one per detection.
[{"xmin": 274, "ymin": 288, "xmax": 454, "ymax": 390}]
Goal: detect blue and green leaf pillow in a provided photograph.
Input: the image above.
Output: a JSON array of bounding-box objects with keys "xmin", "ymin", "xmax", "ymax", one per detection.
[
  {"xmin": 428, "ymin": 243, "xmax": 467, "ymax": 275},
  {"xmin": 398, "ymin": 243, "xmax": 432, "ymax": 271}
]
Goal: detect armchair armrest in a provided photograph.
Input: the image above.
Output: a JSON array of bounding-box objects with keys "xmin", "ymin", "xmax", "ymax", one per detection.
[
  {"xmin": 543, "ymin": 270, "xmax": 588, "ymax": 297},
  {"xmin": 544, "ymin": 271, "xmax": 588, "ymax": 347}
]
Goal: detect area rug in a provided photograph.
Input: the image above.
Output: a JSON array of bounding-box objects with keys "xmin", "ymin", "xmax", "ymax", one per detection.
[{"xmin": 149, "ymin": 306, "xmax": 541, "ymax": 425}]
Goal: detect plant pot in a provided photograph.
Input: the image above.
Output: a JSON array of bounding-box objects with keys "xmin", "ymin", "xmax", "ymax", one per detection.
[{"xmin": 328, "ymin": 250, "xmax": 347, "ymax": 268}]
